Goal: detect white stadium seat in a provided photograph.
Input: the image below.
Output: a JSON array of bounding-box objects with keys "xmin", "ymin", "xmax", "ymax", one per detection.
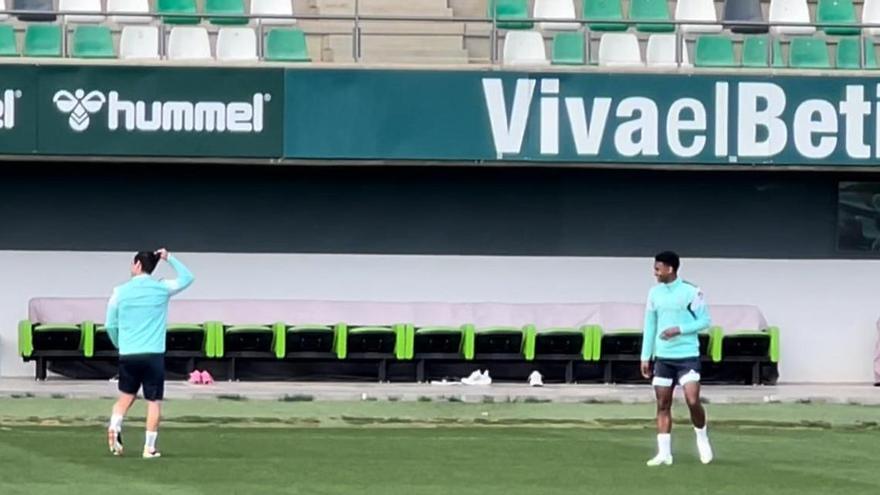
[
  {"xmin": 534, "ymin": 0, "xmax": 578, "ymax": 31},
  {"xmin": 863, "ymin": 0, "xmax": 880, "ymax": 36},
  {"xmin": 119, "ymin": 26, "xmax": 159, "ymax": 60},
  {"xmin": 646, "ymin": 34, "xmax": 691, "ymax": 67},
  {"xmin": 217, "ymin": 27, "xmax": 258, "ymax": 62},
  {"xmin": 598, "ymin": 33, "xmax": 643, "ymax": 67},
  {"xmin": 769, "ymin": 0, "xmax": 816, "ymax": 35},
  {"xmin": 108, "ymin": 0, "xmax": 152, "ymax": 24},
  {"xmin": 251, "ymin": 0, "xmax": 296, "ymax": 25},
  {"xmin": 503, "ymin": 30, "xmax": 549, "ymax": 66},
  {"xmin": 168, "ymin": 27, "xmax": 212, "ymax": 61},
  {"xmin": 675, "ymin": 0, "xmax": 723, "ymax": 34},
  {"xmin": 60, "ymin": 0, "xmax": 106, "ymax": 23}
]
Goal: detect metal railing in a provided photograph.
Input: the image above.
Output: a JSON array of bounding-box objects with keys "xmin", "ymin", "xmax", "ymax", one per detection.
[{"xmin": 2, "ymin": 4, "xmax": 880, "ymax": 68}]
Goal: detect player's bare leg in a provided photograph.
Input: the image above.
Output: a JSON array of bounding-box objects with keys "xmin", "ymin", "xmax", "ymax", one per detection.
[
  {"xmin": 683, "ymin": 381, "xmax": 713, "ymax": 464},
  {"xmin": 108, "ymin": 393, "xmax": 135, "ymax": 456},
  {"xmin": 143, "ymin": 401, "xmax": 162, "ymax": 458},
  {"xmin": 647, "ymin": 384, "xmax": 674, "ymax": 466}
]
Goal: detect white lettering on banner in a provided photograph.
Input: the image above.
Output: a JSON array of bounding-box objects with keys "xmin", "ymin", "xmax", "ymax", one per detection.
[
  {"xmin": 666, "ymin": 98, "xmax": 707, "ymax": 158},
  {"xmin": 0, "ymin": 89, "xmax": 22, "ymax": 130},
  {"xmin": 793, "ymin": 99, "xmax": 837, "ymax": 159},
  {"xmin": 56, "ymin": 89, "xmax": 270, "ymax": 134},
  {"xmin": 482, "ymin": 77, "xmax": 880, "ymax": 162},
  {"xmin": 482, "ymin": 78, "xmax": 535, "ymax": 156}
]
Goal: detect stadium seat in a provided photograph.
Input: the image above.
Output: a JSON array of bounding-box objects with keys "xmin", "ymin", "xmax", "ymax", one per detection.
[
  {"xmin": 60, "ymin": 0, "xmax": 105, "ymax": 23},
  {"xmin": 769, "ymin": 0, "xmax": 816, "ymax": 35},
  {"xmin": 742, "ymin": 35, "xmax": 784, "ymax": 67},
  {"xmin": 264, "ymin": 28, "xmax": 311, "ymax": 62},
  {"xmin": 345, "ymin": 324, "xmax": 406, "ymax": 359},
  {"xmin": 23, "ymin": 24, "xmax": 61, "ymax": 57},
  {"xmin": 695, "ymin": 35, "xmax": 736, "ymax": 67},
  {"xmin": 675, "ymin": 0, "xmax": 722, "ymax": 34},
  {"xmin": 283, "ymin": 324, "xmax": 339, "ymax": 359},
  {"xmin": 864, "ymin": 0, "xmax": 880, "ymax": 36},
  {"xmin": 836, "ymin": 37, "xmax": 878, "ymax": 69},
  {"xmin": 411, "ymin": 325, "xmax": 468, "ymax": 381},
  {"xmin": 598, "ymin": 32, "xmax": 642, "ymax": 66},
  {"xmin": 789, "ymin": 37, "xmax": 831, "ymax": 69},
  {"xmin": 168, "ymin": 27, "xmax": 212, "ymax": 60},
  {"xmin": 217, "ymin": 27, "xmax": 257, "ymax": 61},
  {"xmin": 251, "ymin": 0, "xmax": 295, "ymax": 25},
  {"xmin": 473, "ymin": 326, "xmax": 526, "ymax": 358},
  {"xmin": 646, "ymin": 33, "xmax": 690, "ymax": 67},
  {"xmin": 533, "ymin": 327, "xmax": 597, "ymax": 383},
  {"xmin": 719, "ymin": 327, "xmax": 780, "ymax": 384},
  {"xmin": 534, "ymin": 0, "xmax": 578, "ymax": 31},
  {"xmin": 817, "ymin": 0, "xmax": 859, "ymax": 35},
  {"xmin": 488, "ymin": 0, "xmax": 533, "ymax": 30},
  {"xmin": 552, "ymin": 31, "xmax": 585, "ymax": 65},
  {"xmin": 158, "ymin": 0, "xmax": 201, "ymax": 25},
  {"xmin": 0, "ymin": 25, "xmax": 17, "ymax": 56},
  {"xmin": 221, "ymin": 324, "xmax": 280, "ymax": 359},
  {"xmin": 13, "ymin": 0, "xmax": 56, "ymax": 22},
  {"xmin": 583, "ymin": 0, "xmax": 627, "ymax": 32},
  {"xmin": 108, "ymin": 0, "xmax": 151, "ymax": 24},
  {"xmin": 119, "ymin": 26, "xmax": 159, "ymax": 60},
  {"xmin": 207, "ymin": 0, "xmax": 248, "ymax": 26},
  {"xmin": 502, "ymin": 30, "xmax": 549, "ymax": 65},
  {"xmin": 722, "ymin": 0, "xmax": 767, "ymax": 34},
  {"xmin": 0, "ymin": 0, "xmax": 7, "ymax": 21},
  {"xmin": 72, "ymin": 25, "xmax": 114, "ymax": 59},
  {"xmin": 630, "ymin": 0, "xmax": 674, "ymax": 33}
]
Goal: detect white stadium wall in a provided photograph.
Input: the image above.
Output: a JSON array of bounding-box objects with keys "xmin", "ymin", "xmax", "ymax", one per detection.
[{"xmin": 1, "ymin": 251, "xmax": 877, "ymax": 383}]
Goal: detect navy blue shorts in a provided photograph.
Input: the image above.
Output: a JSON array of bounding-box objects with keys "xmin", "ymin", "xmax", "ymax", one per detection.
[
  {"xmin": 118, "ymin": 353, "xmax": 165, "ymax": 401},
  {"xmin": 652, "ymin": 357, "xmax": 701, "ymax": 388}
]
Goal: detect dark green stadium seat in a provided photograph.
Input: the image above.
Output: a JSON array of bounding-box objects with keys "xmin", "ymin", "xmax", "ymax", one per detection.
[
  {"xmin": 789, "ymin": 37, "xmax": 831, "ymax": 69},
  {"xmin": 206, "ymin": 0, "xmax": 248, "ymax": 25},
  {"xmin": 584, "ymin": 0, "xmax": 626, "ymax": 32},
  {"xmin": 488, "ymin": 0, "xmax": 533, "ymax": 30},
  {"xmin": 695, "ymin": 35, "xmax": 736, "ymax": 67},
  {"xmin": 265, "ymin": 28, "xmax": 311, "ymax": 62},
  {"xmin": 817, "ymin": 0, "xmax": 860, "ymax": 36},
  {"xmin": 0, "ymin": 25, "xmax": 18, "ymax": 56},
  {"xmin": 473, "ymin": 326, "xmax": 525, "ymax": 358},
  {"xmin": 158, "ymin": 0, "xmax": 201, "ymax": 25},
  {"xmin": 72, "ymin": 25, "xmax": 115, "ymax": 59},
  {"xmin": 284, "ymin": 324, "xmax": 338, "ymax": 358},
  {"xmin": 552, "ymin": 31, "xmax": 585, "ymax": 65},
  {"xmin": 742, "ymin": 35, "xmax": 784, "ymax": 68},
  {"xmin": 23, "ymin": 24, "xmax": 61, "ymax": 57},
  {"xmin": 630, "ymin": 0, "xmax": 674, "ymax": 33},
  {"xmin": 836, "ymin": 37, "xmax": 878, "ymax": 69}
]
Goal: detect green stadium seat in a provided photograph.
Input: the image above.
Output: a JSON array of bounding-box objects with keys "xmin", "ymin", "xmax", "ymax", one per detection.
[
  {"xmin": 836, "ymin": 37, "xmax": 878, "ymax": 69},
  {"xmin": 817, "ymin": 0, "xmax": 860, "ymax": 36},
  {"xmin": 694, "ymin": 35, "xmax": 736, "ymax": 67},
  {"xmin": 552, "ymin": 31, "xmax": 585, "ymax": 65},
  {"xmin": 630, "ymin": 0, "xmax": 674, "ymax": 33},
  {"xmin": 473, "ymin": 326, "xmax": 526, "ymax": 358},
  {"xmin": 265, "ymin": 28, "xmax": 311, "ymax": 62},
  {"xmin": 584, "ymin": 0, "xmax": 627, "ymax": 32},
  {"xmin": 71, "ymin": 25, "xmax": 114, "ymax": 59},
  {"xmin": 0, "ymin": 25, "xmax": 18, "ymax": 57},
  {"xmin": 284, "ymin": 324, "xmax": 339, "ymax": 358},
  {"xmin": 158, "ymin": 0, "xmax": 201, "ymax": 25},
  {"xmin": 488, "ymin": 0, "xmax": 533, "ymax": 30},
  {"xmin": 206, "ymin": 0, "xmax": 248, "ymax": 25},
  {"xmin": 789, "ymin": 37, "xmax": 831, "ymax": 69},
  {"xmin": 23, "ymin": 24, "xmax": 61, "ymax": 57},
  {"xmin": 741, "ymin": 35, "xmax": 783, "ymax": 68},
  {"xmin": 411, "ymin": 325, "xmax": 467, "ymax": 380}
]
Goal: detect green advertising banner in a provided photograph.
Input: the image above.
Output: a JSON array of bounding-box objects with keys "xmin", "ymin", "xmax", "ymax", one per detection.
[
  {"xmin": 0, "ymin": 65, "xmax": 283, "ymax": 158},
  {"xmin": 0, "ymin": 66, "xmax": 38, "ymax": 155},
  {"xmin": 284, "ymin": 69, "xmax": 880, "ymax": 166}
]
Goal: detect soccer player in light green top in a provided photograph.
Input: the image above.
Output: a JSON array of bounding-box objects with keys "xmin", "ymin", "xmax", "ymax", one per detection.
[
  {"xmin": 106, "ymin": 248, "xmax": 194, "ymax": 459},
  {"xmin": 640, "ymin": 251, "xmax": 713, "ymax": 466}
]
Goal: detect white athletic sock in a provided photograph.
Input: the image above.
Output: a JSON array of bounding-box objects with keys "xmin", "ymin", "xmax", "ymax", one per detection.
[
  {"xmin": 145, "ymin": 431, "xmax": 158, "ymax": 450},
  {"xmin": 695, "ymin": 425, "xmax": 709, "ymax": 441},
  {"xmin": 657, "ymin": 433, "xmax": 672, "ymax": 457},
  {"xmin": 109, "ymin": 414, "xmax": 123, "ymax": 431}
]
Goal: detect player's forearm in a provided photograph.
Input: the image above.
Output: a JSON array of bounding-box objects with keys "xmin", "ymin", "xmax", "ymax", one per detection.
[
  {"xmin": 679, "ymin": 311, "xmax": 711, "ymax": 335},
  {"xmin": 166, "ymin": 255, "xmax": 195, "ymax": 291}
]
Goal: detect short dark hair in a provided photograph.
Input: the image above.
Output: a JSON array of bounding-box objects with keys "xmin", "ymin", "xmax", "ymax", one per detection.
[
  {"xmin": 134, "ymin": 251, "xmax": 161, "ymax": 274},
  {"xmin": 654, "ymin": 251, "xmax": 680, "ymax": 272}
]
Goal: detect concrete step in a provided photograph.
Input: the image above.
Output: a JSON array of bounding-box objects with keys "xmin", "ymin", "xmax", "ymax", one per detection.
[
  {"xmin": 326, "ymin": 33, "xmax": 465, "ymax": 51},
  {"xmin": 301, "ymin": 19, "xmax": 466, "ymax": 35},
  {"xmin": 312, "ymin": 0, "xmax": 455, "ymax": 16}
]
